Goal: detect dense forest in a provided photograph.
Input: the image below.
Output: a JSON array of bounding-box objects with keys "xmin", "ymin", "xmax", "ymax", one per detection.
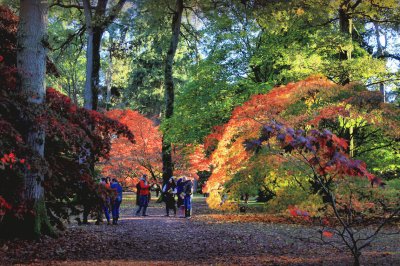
[{"xmin": 0, "ymin": 1, "xmax": 399, "ymax": 265}]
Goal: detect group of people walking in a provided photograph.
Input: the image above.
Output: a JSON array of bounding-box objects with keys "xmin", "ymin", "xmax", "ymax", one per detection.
[
  {"xmin": 162, "ymin": 176, "xmax": 193, "ymax": 218},
  {"xmin": 98, "ymin": 177, "xmax": 123, "ymax": 225},
  {"xmin": 95, "ymin": 174, "xmax": 193, "ymax": 225},
  {"xmin": 135, "ymin": 174, "xmax": 193, "ymax": 218}
]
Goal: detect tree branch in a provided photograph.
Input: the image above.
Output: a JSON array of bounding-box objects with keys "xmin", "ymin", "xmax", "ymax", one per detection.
[
  {"xmin": 102, "ymin": 0, "xmax": 127, "ymax": 29},
  {"xmin": 50, "ymin": 0, "xmax": 94, "ymax": 10},
  {"xmin": 53, "ymin": 25, "xmax": 86, "ymax": 52}
]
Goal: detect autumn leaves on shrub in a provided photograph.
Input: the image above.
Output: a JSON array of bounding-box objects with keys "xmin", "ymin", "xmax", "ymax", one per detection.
[{"xmin": 201, "ymin": 76, "xmax": 399, "ymax": 264}]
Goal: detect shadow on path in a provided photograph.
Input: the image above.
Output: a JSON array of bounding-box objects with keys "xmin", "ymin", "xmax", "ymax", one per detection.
[{"xmin": 1, "ymin": 195, "xmax": 399, "ymax": 265}]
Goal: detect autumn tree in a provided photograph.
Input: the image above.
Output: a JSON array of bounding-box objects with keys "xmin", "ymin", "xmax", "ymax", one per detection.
[
  {"xmin": 0, "ymin": 5, "xmax": 133, "ymax": 236},
  {"xmin": 102, "ymin": 109, "xmax": 210, "ymax": 187},
  {"xmin": 203, "ymin": 76, "xmax": 399, "ymax": 208},
  {"xmin": 102, "ymin": 109, "xmax": 162, "ymax": 184}
]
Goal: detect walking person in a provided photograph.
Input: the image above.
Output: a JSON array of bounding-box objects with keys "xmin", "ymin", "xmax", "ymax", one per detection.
[
  {"xmin": 183, "ymin": 177, "xmax": 193, "ymax": 218},
  {"xmin": 176, "ymin": 177, "xmax": 185, "ymax": 217},
  {"xmin": 96, "ymin": 177, "xmax": 111, "ymax": 225},
  {"xmin": 135, "ymin": 178, "xmax": 141, "ymax": 210},
  {"xmin": 136, "ymin": 174, "xmax": 151, "ymax": 216},
  {"xmin": 110, "ymin": 178, "xmax": 123, "ymax": 225},
  {"xmin": 162, "ymin": 177, "xmax": 177, "ymax": 216}
]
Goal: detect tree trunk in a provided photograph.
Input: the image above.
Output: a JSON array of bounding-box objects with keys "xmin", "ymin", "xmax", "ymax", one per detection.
[
  {"xmin": 353, "ymin": 250, "xmax": 361, "ymax": 266},
  {"xmin": 17, "ymin": 0, "xmax": 53, "ymax": 238},
  {"xmin": 162, "ymin": 0, "xmax": 184, "ymax": 184},
  {"xmin": 67, "ymin": 77, "xmax": 72, "ymax": 99},
  {"xmin": 106, "ymin": 43, "xmax": 113, "ymax": 110},
  {"xmin": 72, "ymin": 70, "xmax": 78, "ymax": 105},
  {"xmin": 374, "ymin": 22, "xmax": 386, "ymax": 102},
  {"xmin": 83, "ymin": 0, "xmax": 94, "ymax": 110},
  {"xmin": 91, "ymin": 26, "xmax": 104, "ymax": 110},
  {"xmin": 338, "ymin": 5, "xmax": 352, "ymax": 84},
  {"xmin": 83, "ymin": 0, "xmax": 128, "ymax": 111}
]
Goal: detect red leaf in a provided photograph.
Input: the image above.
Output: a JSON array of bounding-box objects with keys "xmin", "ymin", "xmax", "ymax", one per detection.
[{"xmin": 322, "ymin": 231, "xmax": 333, "ymax": 238}]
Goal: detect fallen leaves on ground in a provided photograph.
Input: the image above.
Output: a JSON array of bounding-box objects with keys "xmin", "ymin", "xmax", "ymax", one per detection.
[{"xmin": 0, "ymin": 197, "xmax": 399, "ymax": 265}]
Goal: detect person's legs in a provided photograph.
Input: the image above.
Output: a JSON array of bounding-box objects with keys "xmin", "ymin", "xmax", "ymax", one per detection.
[
  {"xmin": 112, "ymin": 199, "xmax": 122, "ymax": 224},
  {"xmin": 141, "ymin": 195, "xmax": 149, "ymax": 216},
  {"xmin": 184, "ymin": 195, "xmax": 192, "ymax": 218},
  {"xmin": 177, "ymin": 197, "xmax": 184, "ymax": 217},
  {"xmin": 103, "ymin": 204, "xmax": 110, "ymax": 224},
  {"xmin": 116, "ymin": 199, "xmax": 121, "ymax": 220},
  {"xmin": 95, "ymin": 199, "xmax": 103, "ymax": 225},
  {"xmin": 112, "ymin": 201, "xmax": 116, "ymax": 224},
  {"xmin": 136, "ymin": 196, "xmax": 144, "ymax": 215},
  {"xmin": 135, "ymin": 205, "xmax": 142, "ymax": 215},
  {"xmin": 164, "ymin": 195, "xmax": 169, "ymax": 216},
  {"xmin": 82, "ymin": 202, "xmax": 90, "ymax": 224}
]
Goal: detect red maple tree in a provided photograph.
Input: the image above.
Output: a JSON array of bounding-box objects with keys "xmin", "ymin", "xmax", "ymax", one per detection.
[
  {"xmin": 102, "ymin": 110, "xmax": 211, "ymax": 187},
  {"xmin": 102, "ymin": 109, "xmax": 162, "ymax": 186},
  {"xmin": 203, "ymin": 76, "xmax": 399, "ymax": 208}
]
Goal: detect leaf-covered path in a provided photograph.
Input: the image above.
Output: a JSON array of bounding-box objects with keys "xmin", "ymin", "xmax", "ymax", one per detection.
[{"xmin": 1, "ymin": 194, "xmax": 399, "ymax": 265}]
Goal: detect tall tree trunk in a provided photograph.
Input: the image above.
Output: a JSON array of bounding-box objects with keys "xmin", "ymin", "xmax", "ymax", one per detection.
[
  {"xmin": 17, "ymin": 0, "xmax": 53, "ymax": 238},
  {"xmin": 106, "ymin": 44, "xmax": 113, "ymax": 110},
  {"xmin": 338, "ymin": 5, "xmax": 352, "ymax": 85},
  {"xmin": 374, "ymin": 22, "xmax": 386, "ymax": 102},
  {"xmin": 91, "ymin": 26, "xmax": 105, "ymax": 110},
  {"xmin": 91, "ymin": 0, "xmax": 108, "ymax": 110},
  {"xmin": 162, "ymin": 0, "xmax": 184, "ymax": 184},
  {"xmin": 83, "ymin": 0, "xmax": 94, "ymax": 110}
]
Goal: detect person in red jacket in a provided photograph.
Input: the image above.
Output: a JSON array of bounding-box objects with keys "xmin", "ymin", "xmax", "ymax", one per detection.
[{"xmin": 135, "ymin": 174, "xmax": 151, "ymax": 216}]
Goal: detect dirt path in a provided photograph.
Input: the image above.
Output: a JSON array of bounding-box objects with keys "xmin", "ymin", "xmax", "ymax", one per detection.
[{"xmin": 1, "ymin": 195, "xmax": 399, "ymax": 265}]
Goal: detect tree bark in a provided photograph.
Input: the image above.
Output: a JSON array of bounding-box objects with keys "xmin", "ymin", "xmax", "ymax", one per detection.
[
  {"xmin": 17, "ymin": 0, "xmax": 53, "ymax": 238},
  {"xmin": 338, "ymin": 4, "xmax": 352, "ymax": 84},
  {"xmin": 83, "ymin": 0, "xmax": 95, "ymax": 110},
  {"xmin": 106, "ymin": 41, "xmax": 113, "ymax": 110},
  {"xmin": 91, "ymin": 26, "xmax": 104, "ymax": 110},
  {"xmin": 91, "ymin": 0, "xmax": 108, "ymax": 110},
  {"xmin": 374, "ymin": 22, "xmax": 386, "ymax": 102},
  {"xmin": 162, "ymin": 0, "xmax": 184, "ymax": 184},
  {"xmin": 72, "ymin": 69, "xmax": 78, "ymax": 104}
]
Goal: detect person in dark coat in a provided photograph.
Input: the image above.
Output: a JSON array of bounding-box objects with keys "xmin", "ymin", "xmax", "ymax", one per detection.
[
  {"xmin": 135, "ymin": 178, "xmax": 141, "ymax": 207},
  {"xmin": 183, "ymin": 178, "xmax": 193, "ymax": 218},
  {"xmin": 162, "ymin": 177, "xmax": 177, "ymax": 216},
  {"xmin": 176, "ymin": 177, "xmax": 185, "ymax": 217}
]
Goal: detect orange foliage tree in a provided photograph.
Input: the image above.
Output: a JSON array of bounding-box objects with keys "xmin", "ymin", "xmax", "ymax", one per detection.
[
  {"xmin": 101, "ymin": 109, "xmax": 162, "ymax": 187},
  {"xmin": 204, "ymin": 76, "xmax": 400, "ymax": 209},
  {"xmin": 101, "ymin": 109, "xmax": 210, "ymax": 187}
]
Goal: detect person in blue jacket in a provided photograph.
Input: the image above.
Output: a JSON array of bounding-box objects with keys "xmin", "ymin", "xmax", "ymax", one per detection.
[{"xmin": 110, "ymin": 178, "xmax": 123, "ymax": 225}]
